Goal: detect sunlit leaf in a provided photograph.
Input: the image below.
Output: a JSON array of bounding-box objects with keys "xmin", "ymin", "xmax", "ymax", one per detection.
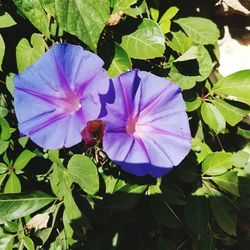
[
  {"xmin": 202, "ymin": 152, "xmax": 233, "ymax": 176},
  {"xmin": 201, "ymin": 102, "xmax": 225, "ymax": 134},
  {"xmin": 174, "ymin": 17, "xmax": 220, "ymax": 45},
  {"xmin": 212, "ymin": 70, "xmax": 250, "ymax": 105},
  {"xmin": 67, "ymin": 154, "xmax": 99, "ymax": 195},
  {"xmin": 0, "ymin": 191, "xmax": 54, "ymax": 223},
  {"xmin": 121, "ymin": 19, "xmax": 165, "ymax": 59},
  {"xmin": 108, "ymin": 43, "xmax": 132, "ymax": 77}
]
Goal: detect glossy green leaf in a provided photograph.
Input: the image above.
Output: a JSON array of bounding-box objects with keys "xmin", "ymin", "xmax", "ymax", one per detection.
[
  {"xmin": 213, "ymin": 99, "xmax": 249, "ymax": 126},
  {"xmin": 202, "ymin": 152, "xmax": 233, "ymax": 176},
  {"xmin": 121, "ymin": 19, "xmax": 165, "ymax": 59},
  {"xmin": 16, "ymin": 33, "xmax": 46, "ymax": 72},
  {"xmin": 0, "ymin": 12, "xmax": 16, "ymax": 28},
  {"xmin": 13, "ymin": 150, "xmax": 36, "ymax": 170},
  {"xmin": 201, "ymin": 102, "xmax": 225, "ymax": 134},
  {"xmin": 55, "ymin": 0, "xmax": 110, "ymax": 51},
  {"xmin": 174, "ymin": 17, "xmax": 220, "ymax": 45},
  {"xmin": 206, "ymin": 184, "xmax": 237, "ymax": 235},
  {"xmin": 4, "ymin": 173, "xmax": 21, "ymax": 193},
  {"xmin": 212, "ymin": 70, "xmax": 250, "ymax": 105},
  {"xmin": 211, "ymin": 171, "xmax": 239, "ymax": 196},
  {"xmin": 108, "ymin": 43, "xmax": 132, "ymax": 77},
  {"xmin": 184, "ymin": 187, "xmax": 209, "ymax": 235},
  {"xmin": 0, "ymin": 35, "xmax": 5, "ymax": 71},
  {"xmin": 22, "ymin": 236, "xmax": 35, "ymax": 250},
  {"xmin": 192, "ymin": 138, "xmax": 212, "ymax": 164},
  {"xmin": 13, "ymin": 0, "xmax": 49, "ymax": 37},
  {"xmin": 67, "ymin": 154, "xmax": 99, "ymax": 195},
  {"xmin": 185, "ymin": 96, "xmax": 202, "ymax": 112},
  {"xmin": 0, "ymin": 234, "xmax": 14, "ymax": 250},
  {"xmin": 0, "ymin": 191, "xmax": 54, "ymax": 223}
]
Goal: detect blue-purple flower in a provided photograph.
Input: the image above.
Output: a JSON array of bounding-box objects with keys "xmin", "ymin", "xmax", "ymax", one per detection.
[
  {"xmin": 102, "ymin": 69, "xmax": 191, "ymax": 177},
  {"xmin": 14, "ymin": 43, "xmax": 109, "ymax": 149}
]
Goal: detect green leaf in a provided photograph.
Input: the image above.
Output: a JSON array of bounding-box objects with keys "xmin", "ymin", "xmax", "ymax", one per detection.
[
  {"xmin": 121, "ymin": 19, "xmax": 165, "ymax": 59},
  {"xmin": 13, "ymin": 0, "xmax": 49, "ymax": 37},
  {"xmin": 201, "ymin": 102, "xmax": 225, "ymax": 134},
  {"xmin": 0, "ymin": 163, "xmax": 7, "ymax": 174},
  {"xmin": 150, "ymin": 197, "xmax": 182, "ymax": 228},
  {"xmin": 161, "ymin": 180, "xmax": 186, "ymax": 205},
  {"xmin": 22, "ymin": 236, "xmax": 35, "ymax": 250},
  {"xmin": 159, "ymin": 6, "xmax": 179, "ymax": 24},
  {"xmin": 107, "ymin": 184, "xmax": 146, "ymax": 211},
  {"xmin": 108, "ymin": 43, "xmax": 132, "ymax": 77},
  {"xmin": 192, "ymin": 138, "xmax": 212, "ymax": 164},
  {"xmin": 157, "ymin": 237, "xmax": 176, "ymax": 250},
  {"xmin": 213, "ymin": 99, "xmax": 249, "ymax": 126},
  {"xmin": 202, "ymin": 152, "xmax": 233, "ymax": 176},
  {"xmin": 0, "ymin": 12, "xmax": 16, "ymax": 28},
  {"xmin": 174, "ymin": 17, "xmax": 220, "ymax": 45},
  {"xmin": 4, "ymin": 173, "xmax": 21, "ymax": 193},
  {"xmin": 166, "ymin": 30, "xmax": 193, "ymax": 54},
  {"xmin": 205, "ymin": 183, "xmax": 237, "ymax": 236},
  {"xmin": 13, "ymin": 150, "xmax": 36, "ymax": 170},
  {"xmin": 0, "ymin": 117, "xmax": 13, "ymax": 141},
  {"xmin": 4, "ymin": 220, "xmax": 19, "ymax": 233},
  {"xmin": 150, "ymin": 8, "xmax": 159, "ymax": 21},
  {"xmin": 0, "ymin": 173, "xmax": 7, "ymax": 186},
  {"xmin": 112, "ymin": 0, "xmax": 137, "ymax": 13},
  {"xmin": 159, "ymin": 6, "xmax": 179, "ymax": 34},
  {"xmin": 212, "ymin": 70, "xmax": 250, "ymax": 105},
  {"xmin": 233, "ymin": 150, "xmax": 249, "ymax": 168},
  {"xmin": 124, "ymin": 0, "xmax": 146, "ymax": 17},
  {"xmin": 211, "ymin": 171, "xmax": 239, "ymax": 196},
  {"xmin": 5, "ymin": 73, "xmax": 14, "ymax": 97},
  {"xmin": 184, "ymin": 187, "xmax": 209, "ymax": 235},
  {"xmin": 16, "ymin": 33, "xmax": 46, "ymax": 72},
  {"xmin": 0, "ymin": 140, "xmax": 9, "ymax": 155},
  {"xmin": 169, "ymin": 46, "xmax": 213, "ymax": 90},
  {"xmin": 67, "ymin": 154, "xmax": 99, "ymax": 195},
  {"xmin": 55, "ymin": 0, "xmax": 110, "ymax": 51},
  {"xmin": 0, "ymin": 191, "xmax": 54, "ymax": 223},
  {"xmin": 174, "ymin": 45, "xmax": 198, "ymax": 62},
  {"xmin": 0, "ymin": 35, "xmax": 5, "ymax": 71},
  {"xmin": 0, "ymin": 234, "xmax": 14, "ymax": 250},
  {"xmin": 185, "ymin": 96, "xmax": 202, "ymax": 112}
]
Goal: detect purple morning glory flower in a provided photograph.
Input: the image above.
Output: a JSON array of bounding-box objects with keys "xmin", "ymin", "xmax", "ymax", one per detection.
[
  {"xmin": 102, "ymin": 69, "xmax": 191, "ymax": 177},
  {"xmin": 14, "ymin": 43, "xmax": 109, "ymax": 149}
]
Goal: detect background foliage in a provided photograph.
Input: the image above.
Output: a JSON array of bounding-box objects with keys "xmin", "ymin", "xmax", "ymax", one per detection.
[{"xmin": 0, "ymin": 0, "xmax": 250, "ymax": 249}]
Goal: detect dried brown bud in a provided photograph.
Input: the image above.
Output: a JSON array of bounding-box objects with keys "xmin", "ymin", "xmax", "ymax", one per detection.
[{"xmin": 107, "ymin": 12, "xmax": 124, "ymax": 26}]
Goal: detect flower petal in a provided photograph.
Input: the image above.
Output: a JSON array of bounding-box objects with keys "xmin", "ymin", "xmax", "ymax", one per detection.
[{"xmin": 14, "ymin": 43, "xmax": 109, "ymax": 149}]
